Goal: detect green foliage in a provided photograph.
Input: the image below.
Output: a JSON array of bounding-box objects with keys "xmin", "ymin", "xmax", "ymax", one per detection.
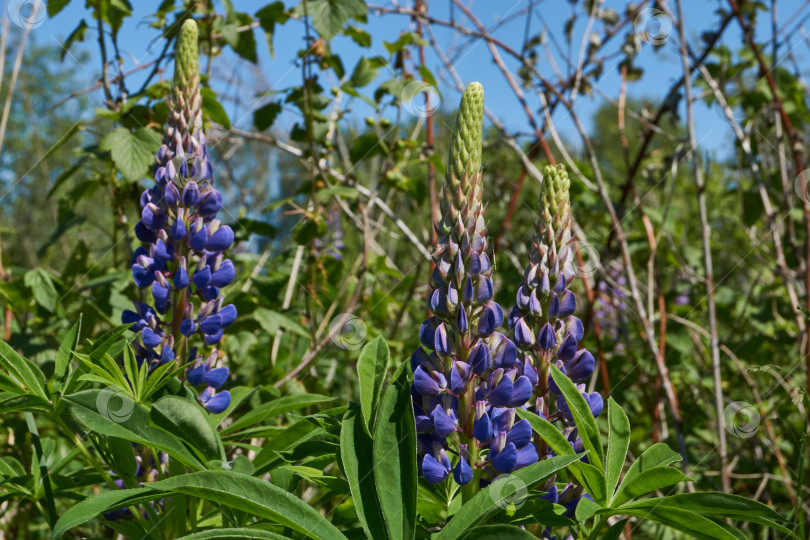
[{"xmin": 0, "ymin": 1, "xmax": 806, "ymax": 538}]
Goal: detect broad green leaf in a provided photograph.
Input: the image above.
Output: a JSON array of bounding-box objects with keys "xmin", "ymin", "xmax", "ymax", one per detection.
[
  {"xmin": 149, "ymin": 396, "xmax": 224, "ymax": 462},
  {"xmin": 150, "ymin": 470, "xmax": 348, "ymax": 540},
  {"xmin": 54, "ymin": 316, "xmax": 82, "ymax": 390},
  {"xmin": 52, "ymin": 487, "xmax": 161, "ymax": 539},
  {"xmin": 612, "ymin": 466, "xmax": 689, "ymax": 507},
  {"xmin": 99, "ymin": 127, "xmax": 161, "ymax": 181},
  {"xmin": 60, "ymin": 19, "xmax": 88, "ymax": 61},
  {"xmin": 622, "ymin": 492, "xmax": 795, "ymax": 536},
  {"xmin": 24, "ymin": 268, "xmax": 58, "ymax": 312},
  {"xmin": 435, "ymin": 454, "xmax": 582, "ymax": 540},
  {"xmin": 356, "ymin": 336, "xmax": 389, "ymax": 428},
  {"xmin": 372, "ymin": 363, "xmax": 417, "ymax": 540},
  {"xmin": 621, "ymin": 442, "xmax": 682, "ymax": 489},
  {"xmin": 223, "ymin": 393, "xmax": 334, "ymax": 434},
  {"xmin": 460, "ymin": 524, "xmax": 536, "ymax": 539},
  {"xmin": 202, "ymin": 87, "xmax": 232, "ymax": 129},
  {"xmin": 178, "ymin": 529, "xmax": 292, "ymax": 540},
  {"xmin": 340, "ymin": 403, "xmax": 386, "ymax": 540},
  {"xmin": 605, "ymin": 397, "xmax": 630, "ymax": 500},
  {"xmin": 349, "ymin": 57, "xmax": 378, "ymax": 88},
  {"xmin": 253, "ymin": 101, "xmax": 282, "ymax": 131},
  {"xmin": 65, "ymin": 390, "xmax": 205, "ymax": 470},
  {"xmin": 255, "ymin": 2, "xmax": 289, "ymax": 56},
  {"xmin": 303, "ymin": 0, "xmax": 367, "ymax": 41},
  {"xmin": 47, "ymin": 0, "xmax": 72, "ymax": 17},
  {"xmin": 0, "ymin": 340, "xmax": 49, "ymax": 401},
  {"xmin": 550, "ymin": 365, "xmax": 604, "ymax": 468}
]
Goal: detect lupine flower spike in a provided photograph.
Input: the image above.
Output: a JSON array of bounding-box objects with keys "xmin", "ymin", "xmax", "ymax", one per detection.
[
  {"xmin": 124, "ymin": 19, "xmax": 235, "ymax": 413},
  {"xmin": 412, "ymin": 83, "xmax": 537, "ymax": 500},
  {"xmin": 508, "ymin": 163, "xmax": 603, "ymax": 521}
]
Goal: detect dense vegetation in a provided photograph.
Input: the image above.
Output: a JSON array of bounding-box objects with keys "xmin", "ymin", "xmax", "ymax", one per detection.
[{"xmin": 0, "ymin": 1, "xmax": 808, "ymax": 538}]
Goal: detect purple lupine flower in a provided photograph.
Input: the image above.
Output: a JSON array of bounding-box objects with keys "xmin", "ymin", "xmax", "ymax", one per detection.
[
  {"xmin": 508, "ymin": 163, "xmax": 602, "ymax": 512},
  {"xmin": 123, "ymin": 19, "xmax": 234, "ymax": 413},
  {"xmin": 411, "ymin": 83, "xmax": 538, "ymax": 494}
]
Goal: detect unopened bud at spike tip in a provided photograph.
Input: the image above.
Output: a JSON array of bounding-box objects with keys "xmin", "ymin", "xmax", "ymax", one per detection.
[
  {"xmin": 174, "ymin": 19, "xmax": 200, "ymax": 89},
  {"xmin": 449, "ymin": 82, "xmax": 484, "ymax": 180}
]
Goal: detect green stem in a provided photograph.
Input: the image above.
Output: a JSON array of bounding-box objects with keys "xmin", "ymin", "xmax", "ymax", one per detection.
[
  {"xmin": 587, "ymin": 516, "xmax": 607, "ymax": 540},
  {"xmin": 23, "ymin": 413, "xmax": 57, "ymax": 527}
]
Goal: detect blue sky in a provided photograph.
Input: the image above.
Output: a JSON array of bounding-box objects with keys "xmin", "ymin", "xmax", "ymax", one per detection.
[{"xmin": 28, "ymin": 0, "xmax": 810, "ymax": 159}]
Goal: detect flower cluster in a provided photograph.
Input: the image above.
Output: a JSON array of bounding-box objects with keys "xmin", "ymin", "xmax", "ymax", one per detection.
[
  {"xmin": 123, "ymin": 19, "xmax": 234, "ymax": 413},
  {"xmin": 411, "ymin": 85, "xmax": 604, "ymax": 524},
  {"xmin": 508, "ymin": 164, "xmax": 602, "ymax": 420},
  {"xmin": 411, "ymin": 83, "xmax": 539, "ymax": 490}
]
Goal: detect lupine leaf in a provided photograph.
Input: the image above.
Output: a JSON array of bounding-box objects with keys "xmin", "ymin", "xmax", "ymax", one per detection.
[
  {"xmin": 150, "ymin": 470, "xmax": 348, "ymax": 540},
  {"xmin": 0, "ymin": 392, "xmax": 50, "ymax": 413},
  {"xmin": 149, "ymin": 395, "xmax": 224, "ymax": 462},
  {"xmin": 0, "ymin": 341, "xmax": 49, "ymax": 401},
  {"xmin": 177, "ymin": 529, "xmax": 293, "ymax": 539},
  {"xmin": 550, "ymin": 365, "xmax": 604, "ymax": 468},
  {"xmin": 611, "ymin": 466, "xmax": 689, "ymax": 507},
  {"xmin": 253, "ymin": 420, "xmax": 320, "ymax": 473},
  {"xmin": 340, "ymin": 402, "xmax": 387, "ymax": 540},
  {"xmin": 435, "ymin": 454, "xmax": 582, "ymax": 540},
  {"xmin": 601, "ymin": 518, "xmax": 629, "ymax": 540},
  {"xmin": 460, "ymin": 525, "xmax": 537, "ymax": 539},
  {"xmin": 51, "ymin": 487, "xmax": 161, "ymax": 539},
  {"xmin": 620, "ymin": 442, "xmax": 682, "ymax": 489},
  {"xmin": 54, "ymin": 316, "xmax": 82, "ymax": 391},
  {"xmin": 356, "ymin": 336, "xmax": 389, "ymax": 429},
  {"xmin": 575, "ymin": 494, "xmax": 602, "ymax": 522},
  {"xmin": 605, "ymin": 397, "xmax": 630, "ymax": 500},
  {"xmin": 621, "ymin": 492, "xmax": 796, "ymax": 536},
  {"xmin": 223, "ymin": 393, "xmax": 333, "ymax": 434},
  {"xmin": 619, "ymin": 506, "xmax": 748, "ymax": 540},
  {"xmin": 372, "ymin": 363, "xmax": 417, "ymax": 540},
  {"xmin": 65, "ymin": 390, "xmax": 205, "ymax": 470}
]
